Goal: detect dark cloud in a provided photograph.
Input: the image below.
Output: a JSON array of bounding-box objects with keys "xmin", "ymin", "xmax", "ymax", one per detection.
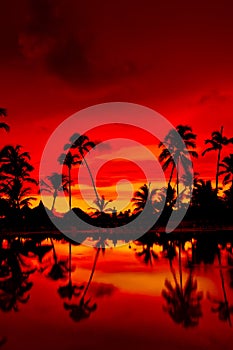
[
  {"xmin": 18, "ymin": 0, "xmax": 141, "ymax": 87},
  {"xmin": 199, "ymin": 90, "xmax": 231, "ymax": 105}
]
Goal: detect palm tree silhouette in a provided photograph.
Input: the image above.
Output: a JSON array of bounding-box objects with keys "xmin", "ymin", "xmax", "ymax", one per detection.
[
  {"xmin": 40, "ymin": 172, "xmax": 69, "ymax": 211},
  {"xmin": 202, "ymin": 126, "xmax": 233, "ymax": 193},
  {"xmin": 0, "ymin": 108, "xmax": 10, "ymax": 132},
  {"xmin": 159, "ymin": 125, "xmax": 198, "ymax": 207},
  {"xmin": 131, "ymin": 183, "xmax": 157, "ymax": 214},
  {"xmin": 219, "ymin": 154, "xmax": 233, "ymax": 188},
  {"xmin": 0, "ymin": 145, "xmax": 37, "ymax": 210},
  {"xmin": 89, "ymin": 195, "xmax": 113, "ymax": 216},
  {"xmin": 64, "ymin": 133, "xmax": 99, "ymax": 206},
  {"xmin": 162, "ymin": 244, "xmax": 203, "ymax": 327},
  {"xmin": 58, "ymin": 151, "xmax": 81, "ymax": 210},
  {"xmin": 0, "ymin": 178, "xmax": 36, "ymax": 210}
]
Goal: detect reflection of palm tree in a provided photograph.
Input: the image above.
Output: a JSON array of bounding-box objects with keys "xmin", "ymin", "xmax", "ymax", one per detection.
[
  {"xmin": 0, "ymin": 107, "xmax": 9, "ymax": 132},
  {"xmin": 135, "ymin": 242, "xmax": 158, "ymax": 266},
  {"xmin": 0, "ymin": 247, "xmax": 35, "ymax": 312},
  {"xmin": 58, "ymin": 152, "xmax": 81, "ymax": 210},
  {"xmin": 207, "ymin": 250, "xmax": 233, "ymax": 327},
  {"xmin": 58, "ymin": 242, "xmax": 84, "ymax": 299},
  {"xmin": 46, "ymin": 238, "xmax": 69, "ymax": 280},
  {"xmin": 159, "ymin": 125, "xmax": 198, "ymax": 205},
  {"xmin": 63, "ymin": 248, "xmax": 100, "ymax": 322},
  {"xmin": 202, "ymin": 127, "xmax": 233, "ymax": 193},
  {"xmin": 162, "ymin": 244, "xmax": 203, "ymax": 327},
  {"xmin": 64, "ymin": 133, "xmax": 99, "ymax": 205},
  {"xmin": 40, "ymin": 173, "xmax": 69, "ymax": 211}
]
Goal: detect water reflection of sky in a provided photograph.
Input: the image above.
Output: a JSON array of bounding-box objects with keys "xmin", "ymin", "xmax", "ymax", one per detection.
[{"xmin": 0, "ymin": 240, "xmax": 233, "ymax": 350}]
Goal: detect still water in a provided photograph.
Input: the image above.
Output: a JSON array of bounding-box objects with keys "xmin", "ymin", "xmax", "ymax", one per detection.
[{"xmin": 0, "ymin": 235, "xmax": 233, "ymax": 350}]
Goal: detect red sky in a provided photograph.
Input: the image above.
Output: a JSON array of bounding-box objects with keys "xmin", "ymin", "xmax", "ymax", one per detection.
[{"xmin": 1, "ymin": 0, "xmax": 233, "ymax": 210}]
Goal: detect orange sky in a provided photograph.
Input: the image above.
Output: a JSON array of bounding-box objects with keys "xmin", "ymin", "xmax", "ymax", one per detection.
[{"xmin": 1, "ymin": 0, "xmax": 233, "ymax": 211}]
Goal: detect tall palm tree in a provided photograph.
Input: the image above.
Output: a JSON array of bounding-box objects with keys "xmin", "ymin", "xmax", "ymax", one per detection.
[
  {"xmin": 58, "ymin": 151, "xmax": 81, "ymax": 210},
  {"xmin": 202, "ymin": 126, "xmax": 233, "ymax": 193},
  {"xmin": 0, "ymin": 108, "xmax": 10, "ymax": 132},
  {"xmin": 40, "ymin": 172, "xmax": 69, "ymax": 211},
  {"xmin": 159, "ymin": 125, "xmax": 198, "ymax": 206},
  {"xmin": 64, "ymin": 133, "xmax": 99, "ymax": 206},
  {"xmin": 219, "ymin": 154, "xmax": 233, "ymax": 188}
]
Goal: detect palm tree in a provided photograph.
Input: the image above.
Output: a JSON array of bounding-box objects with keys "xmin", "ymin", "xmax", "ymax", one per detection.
[
  {"xmin": 89, "ymin": 195, "xmax": 113, "ymax": 216},
  {"xmin": 40, "ymin": 172, "xmax": 69, "ymax": 211},
  {"xmin": 0, "ymin": 178, "xmax": 36, "ymax": 210},
  {"xmin": 0, "ymin": 145, "xmax": 37, "ymax": 210},
  {"xmin": 202, "ymin": 126, "xmax": 233, "ymax": 193},
  {"xmin": 64, "ymin": 133, "xmax": 99, "ymax": 206},
  {"xmin": 0, "ymin": 145, "xmax": 35, "ymax": 182},
  {"xmin": 131, "ymin": 183, "xmax": 157, "ymax": 214},
  {"xmin": 0, "ymin": 108, "xmax": 10, "ymax": 132},
  {"xmin": 219, "ymin": 154, "xmax": 233, "ymax": 188},
  {"xmin": 159, "ymin": 125, "xmax": 198, "ymax": 207},
  {"xmin": 58, "ymin": 151, "xmax": 81, "ymax": 210}
]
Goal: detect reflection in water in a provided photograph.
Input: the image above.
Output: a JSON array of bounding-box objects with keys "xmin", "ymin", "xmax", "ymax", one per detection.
[
  {"xmin": 1, "ymin": 233, "xmax": 233, "ymax": 349},
  {"xmin": 0, "ymin": 242, "xmax": 35, "ymax": 312},
  {"xmin": 63, "ymin": 248, "xmax": 100, "ymax": 322},
  {"xmin": 162, "ymin": 243, "xmax": 203, "ymax": 327},
  {"xmin": 207, "ymin": 249, "xmax": 233, "ymax": 327},
  {"xmin": 58, "ymin": 242, "xmax": 84, "ymax": 299}
]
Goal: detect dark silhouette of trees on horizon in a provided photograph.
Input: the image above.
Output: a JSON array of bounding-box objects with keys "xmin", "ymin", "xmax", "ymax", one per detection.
[{"xmin": 1, "ymin": 124, "xmax": 233, "ymax": 232}]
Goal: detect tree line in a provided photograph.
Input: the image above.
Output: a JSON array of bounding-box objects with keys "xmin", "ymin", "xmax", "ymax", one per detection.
[{"xmin": 1, "ymin": 108, "xmax": 233, "ymax": 231}]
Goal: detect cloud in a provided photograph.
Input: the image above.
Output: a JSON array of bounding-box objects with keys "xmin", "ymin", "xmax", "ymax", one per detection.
[
  {"xmin": 198, "ymin": 90, "xmax": 231, "ymax": 105},
  {"xmin": 18, "ymin": 0, "xmax": 141, "ymax": 88}
]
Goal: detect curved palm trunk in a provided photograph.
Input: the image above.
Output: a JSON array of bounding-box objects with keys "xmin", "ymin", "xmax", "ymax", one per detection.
[
  {"xmin": 168, "ymin": 163, "xmax": 175, "ymax": 188},
  {"xmin": 51, "ymin": 191, "xmax": 57, "ymax": 211},
  {"xmin": 216, "ymin": 126, "xmax": 223, "ymax": 195},
  {"xmin": 81, "ymin": 248, "xmax": 100, "ymax": 302},
  {"xmin": 68, "ymin": 167, "xmax": 72, "ymax": 210},
  {"xmin": 82, "ymin": 155, "xmax": 100, "ymax": 206}
]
